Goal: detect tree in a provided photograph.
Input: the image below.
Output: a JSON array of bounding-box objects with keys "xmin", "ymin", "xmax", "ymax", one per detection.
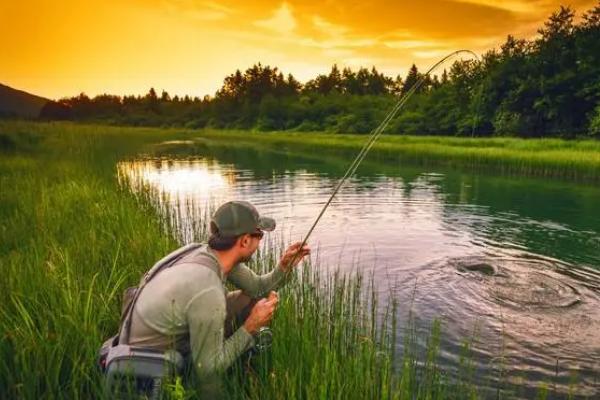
[
  {"xmin": 402, "ymin": 64, "xmax": 419, "ymax": 95},
  {"xmin": 589, "ymin": 105, "xmax": 600, "ymax": 137},
  {"xmin": 286, "ymin": 73, "xmax": 302, "ymax": 95},
  {"xmin": 145, "ymin": 88, "xmax": 159, "ymax": 113},
  {"xmin": 391, "ymin": 75, "xmax": 403, "ymax": 96},
  {"xmin": 341, "ymin": 67, "xmax": 359, "ymax": 94},
  {"xmin": 441, "ymin": 69, "xmax": 449, "ymax": 85},
  {"xmin": 328, "ymin": 64, "xmax": 342, "ymax": 93},
  {"xmin": 39, "ymin": 100, "xmax": 72, "ymax": 120},
  {"xmin": 366, "ymin": 66, "xmax": 393, "ymax": 95},
  {"xmin": 303, "ymin": 65, "xmax": 343, "ymax": 95}
]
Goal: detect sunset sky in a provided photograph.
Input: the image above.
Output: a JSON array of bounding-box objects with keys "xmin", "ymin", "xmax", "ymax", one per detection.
[{"xmin": 1, "ymin": 0, "xmax": 596, "ymax": 100}]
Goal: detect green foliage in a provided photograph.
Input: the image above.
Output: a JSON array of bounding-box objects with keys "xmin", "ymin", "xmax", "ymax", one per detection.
[
  {"xmin": 588, "ymin": 105, "xmax": 600, "ymax": 137},
  {"xmin": 390, "ymin": 110, "xmax": 427, "ymax": 135},
  {"xmin": 493, "ymin": 109, "xmax": 522, "ymax": 136},
  {"xmin": 0, "ymin": 121, "xmax": 179, "ymax": 399}
]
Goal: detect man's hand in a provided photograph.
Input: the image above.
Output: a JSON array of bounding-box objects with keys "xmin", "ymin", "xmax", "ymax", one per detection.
[
  {"xmin": 243, "ymin": 291, "xmax": 278, "ymax": 335},
  {"xmin": 278, "ymin": 242, "xmax": 311, "ymax": 272}
]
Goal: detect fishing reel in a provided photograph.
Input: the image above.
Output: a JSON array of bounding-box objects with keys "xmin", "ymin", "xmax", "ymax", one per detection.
[
  {"xmin": 245, "ymin": 327, "xmax": 274, "ymax": 374},
  {"xmin": 255, "ymin": 327, "xmax": 273, "ymax": 352}
]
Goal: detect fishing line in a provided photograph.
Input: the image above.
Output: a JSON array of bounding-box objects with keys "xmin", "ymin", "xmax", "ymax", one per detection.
[{"xmin": 287, "ymin": 50, "xmax": 481, "ymax": 267}]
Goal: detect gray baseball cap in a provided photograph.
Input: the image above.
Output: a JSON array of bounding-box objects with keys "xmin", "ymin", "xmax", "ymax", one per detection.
[{"xmin": 211, "ymin": 201, "xmax": 276, "ymax": 237}]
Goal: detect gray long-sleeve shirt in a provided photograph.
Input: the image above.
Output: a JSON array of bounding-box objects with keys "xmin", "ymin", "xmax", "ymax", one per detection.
[{"xmin": 128, "ymin": 244, "xmax": 289, "ymax": 394}]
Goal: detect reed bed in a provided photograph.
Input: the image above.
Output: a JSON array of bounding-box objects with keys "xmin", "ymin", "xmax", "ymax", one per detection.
[{"xmin": 194, "ymin": 129, "xmax": 600, "ymax": 183}]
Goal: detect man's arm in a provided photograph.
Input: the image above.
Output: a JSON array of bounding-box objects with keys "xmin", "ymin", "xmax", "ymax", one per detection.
[
  {"xmin": 227, "ymin": 242, "xmax": 310, "ymax": 298},
  {"xmin": 227, "ymin": 263, "xmax": 288, "ymax": 298},
  {"xmin": 186, "ymin": 288, "xmax": 254, "ymax": 395}
]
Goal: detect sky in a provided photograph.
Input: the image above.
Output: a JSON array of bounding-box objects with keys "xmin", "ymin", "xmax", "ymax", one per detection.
[{"xmin": 1, "ymin": 0, "xmax": 597, "ymax": 100}]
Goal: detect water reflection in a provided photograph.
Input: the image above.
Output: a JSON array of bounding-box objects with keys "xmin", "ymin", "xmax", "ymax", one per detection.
[
  {"xmin": 118, "ymin": 144, "xmax": 600, "ymax": 398},
  {"xmin": 119, "ymin": 159, "xmax": 475, "ymax": 269},
  {"xmin": 121, "ymin": 158, "xmax": 235, "ymax": 198}
]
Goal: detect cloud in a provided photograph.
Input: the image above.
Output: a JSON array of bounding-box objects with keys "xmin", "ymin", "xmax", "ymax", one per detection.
[
  {"xmin": 193, "ymin": 1, "xmax": 236, "ymax": 20},
  {"xmin": 384, "ymin": 39, "xmax": 444, "ymax": 49},
  {"xmin": 186, "ymin": 9, "xmax": 228, "ymax": 20},
  {"xmin": 413, "ymin": 49, "xmax": 455, "ymax": 59},
  {"xmin": 311, "ymin": 15, "xmax": 349, "ymax": 37},
  {"xmin": 202, "ymin": 1, "xmax": 235, "ymax": 14},
  {"xmin": 343, "ymin": 57, "xmax": 377, "ymax": 68},
  {"xmin": 298, "ymin": 36, "xmax": 377, "ymax": 50},
  {"xmin": 449, "ymin": 0, "xmax": 540, "ymax": 14},
  {"xmin": 448, "ymin": 0, "xmax": 597, "ymax": 16},
  {"xmin": 160, "ymin": 0, "xmax": 235, "ymax": 21},
  {"xmin": 254, "ymin": 2, "xmax": 297, "ymax": 34}
]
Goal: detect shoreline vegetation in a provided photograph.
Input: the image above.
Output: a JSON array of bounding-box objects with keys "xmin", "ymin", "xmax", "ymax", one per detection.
[
  {"xmin": 5, "ymin": 121, "xmax": 600, "ymax": 182},
  {"xmin": 0, "ymin": 120, "xmax": 593, "ymax": 398},
  {"xmin": 193, "ymin": 129, "xmax": 600, "ymax": 183}
]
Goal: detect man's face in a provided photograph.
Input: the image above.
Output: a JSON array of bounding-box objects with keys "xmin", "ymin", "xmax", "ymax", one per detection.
[{"xmin": 236, "ymin": 230, "xmax": 263, "ymax": 264}]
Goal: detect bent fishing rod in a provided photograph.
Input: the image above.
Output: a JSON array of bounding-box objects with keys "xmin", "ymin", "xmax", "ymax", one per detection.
[{"xmin": 285, "ymin": 50, "xmax": 480, "ymax": 268}]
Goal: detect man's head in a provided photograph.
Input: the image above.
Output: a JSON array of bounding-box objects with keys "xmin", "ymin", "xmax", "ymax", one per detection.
[{"xmin": 208, "ymin": 201, "xmax": 276, "ymax": 263}]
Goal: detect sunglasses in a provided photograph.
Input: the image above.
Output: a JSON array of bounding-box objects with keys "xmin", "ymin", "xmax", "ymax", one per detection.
[{"xmin": 249, "ymin": 230, "xmax": 264, "ymax": 239}]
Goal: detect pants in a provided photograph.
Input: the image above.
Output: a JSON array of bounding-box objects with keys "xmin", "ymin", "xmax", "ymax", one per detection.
[{"xmin": 224, "ymin": 290, "xmax": 256, "ymax": 338}]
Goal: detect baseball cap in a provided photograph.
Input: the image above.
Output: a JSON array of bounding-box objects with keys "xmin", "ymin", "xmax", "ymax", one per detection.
[{"xmin": 211, "ymin": 201, "xmax": 276, "ymax": 237}]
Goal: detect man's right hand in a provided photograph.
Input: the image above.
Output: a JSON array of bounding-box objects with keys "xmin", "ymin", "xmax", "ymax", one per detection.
[{"xmin": 243, "ymin": 291, "xmax": 278, "ymax": 335}]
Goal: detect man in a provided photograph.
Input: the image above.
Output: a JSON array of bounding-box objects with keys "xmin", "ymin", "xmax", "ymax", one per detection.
[{"xmin": 127, "ymin": 200, "xmax": 310, "ymax": 396}]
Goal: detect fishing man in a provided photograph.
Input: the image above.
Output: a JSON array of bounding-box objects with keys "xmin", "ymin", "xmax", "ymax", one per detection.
[{"xmin": 127, "ymin": 200, "xmax": 310, "ymax": 397}]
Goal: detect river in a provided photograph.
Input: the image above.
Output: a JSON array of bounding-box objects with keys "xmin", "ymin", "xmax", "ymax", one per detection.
[{"xmin": 119, "ymin": 137, "xmax": 600, "ymax": 398}]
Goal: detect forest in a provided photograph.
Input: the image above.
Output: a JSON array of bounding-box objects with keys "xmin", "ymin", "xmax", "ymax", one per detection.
[{"xmin": 40, "ymin": 4, "xmax": 600, "ymax": 138}]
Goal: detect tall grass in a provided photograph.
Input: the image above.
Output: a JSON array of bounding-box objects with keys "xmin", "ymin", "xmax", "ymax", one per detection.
[
  {"xmin": 0, "ymin": 121, "xmax": 180, "ymax": 398},
  {"xmin": 192, "ymin": 129, "xmax": 600, "ymax": 182},
  {"xmin": 0, "ymin": 120, "xmax": 580, "ymax": 399}
]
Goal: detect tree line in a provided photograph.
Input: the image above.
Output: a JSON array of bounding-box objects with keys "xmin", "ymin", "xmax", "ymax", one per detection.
[{"xmin": 41, "ymin": 3, "xmax": 600, "ymax": 138}]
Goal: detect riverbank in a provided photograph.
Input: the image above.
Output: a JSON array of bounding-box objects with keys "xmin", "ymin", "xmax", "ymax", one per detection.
[
  {"xmin": 0, "ymin": 121, "xmax": 180, "ymax": 398},
  {"xmin": 192, "ymin": 129, "xmax": 600, "ymax": 183},
  {"xmin": 6, "ymin": 121, "xmax": 600, "ymax": 182},
  {"xmin": 0, "ymin": 120, "xmax": 581, "ymax": 398}
]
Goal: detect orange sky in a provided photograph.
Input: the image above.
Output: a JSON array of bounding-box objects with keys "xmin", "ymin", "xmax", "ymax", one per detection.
[{"xmin": 1, "ymin": 0, "xmax": 596, "ymax": 100}]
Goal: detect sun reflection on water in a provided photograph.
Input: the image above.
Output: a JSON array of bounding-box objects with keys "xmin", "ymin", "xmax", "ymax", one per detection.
[{"xmin": 118, "ymin": 158, "xmax": 236, "ymax": 201}]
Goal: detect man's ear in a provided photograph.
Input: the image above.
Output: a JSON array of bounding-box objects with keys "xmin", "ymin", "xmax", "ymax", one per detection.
[{"xmin": 237, "ymin": 234, "xmax": 250, "ymax": 249}]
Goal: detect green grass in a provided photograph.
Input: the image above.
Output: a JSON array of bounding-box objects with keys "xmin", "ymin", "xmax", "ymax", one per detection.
[
  {"xmin": 191, "ymin": 129, "xmax": 600, "ymax": 182},
  {"xmin": 0, "ymin": 121, "xmax": 180, "ymax": 398},
  {"xmin": 1, "ymin": 120, "xmax": 591, "ymax": 399}
]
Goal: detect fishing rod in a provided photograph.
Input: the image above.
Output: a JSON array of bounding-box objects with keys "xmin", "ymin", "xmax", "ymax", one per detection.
[
  {"xmin": 285, "ymin": 50, "xmax": 480, "ymax": 268},
  {"xmin": 254, "ymin": 50, "xmax": 481, "ymax": 353}
]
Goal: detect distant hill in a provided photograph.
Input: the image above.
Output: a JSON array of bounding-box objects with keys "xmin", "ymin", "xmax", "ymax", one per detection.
[{"xmin": 0, "ymin": 83, "xmax": 50, "ymax": 119}]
